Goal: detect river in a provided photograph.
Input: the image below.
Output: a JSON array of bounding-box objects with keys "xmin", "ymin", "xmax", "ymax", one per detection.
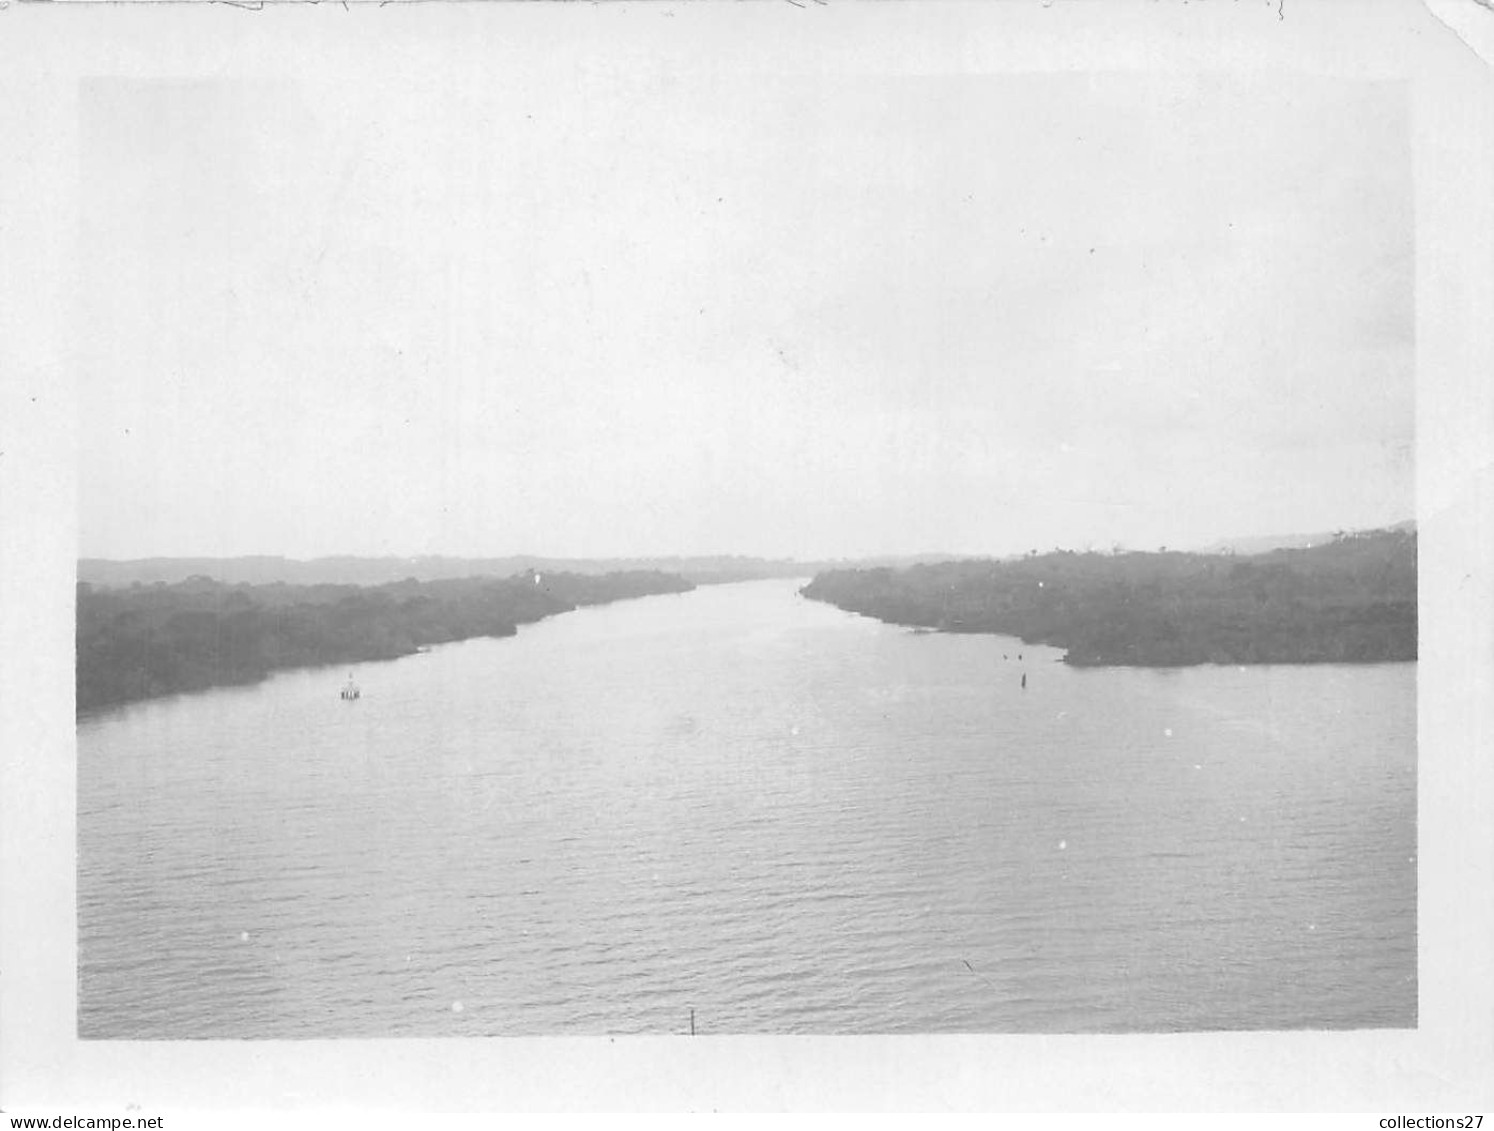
[{"xmin": 78, "ymin": 578, "xmax": 1416, "ymax": 1036}]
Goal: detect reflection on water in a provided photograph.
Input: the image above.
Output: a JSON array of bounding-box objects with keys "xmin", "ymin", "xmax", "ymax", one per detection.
[{"xmin": 78, "ymin": 579, "xmax": 1415, "ymax": 1036}]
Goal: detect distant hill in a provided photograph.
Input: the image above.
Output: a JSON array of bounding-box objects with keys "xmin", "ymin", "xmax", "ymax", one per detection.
[
  {"xmin": 78, "ymin": 527, "xmax": 1415, "ymax": 591},
  {"xmin": 1196, "ymin": 519, "xmax": 1415, "ymax": 556},
  {"xmin": 76, "ymin": 552, "xmax": 965, "ymax": 589}
]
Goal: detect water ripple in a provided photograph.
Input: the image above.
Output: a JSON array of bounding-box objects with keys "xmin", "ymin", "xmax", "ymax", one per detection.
[{"xmin": 79, "ymin": 580, "xmax": 1416, "ymax": 1036}]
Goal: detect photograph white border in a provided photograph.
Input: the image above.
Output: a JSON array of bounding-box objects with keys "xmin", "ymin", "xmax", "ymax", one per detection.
[{"xmin": 2, "ymin": 0, "xmax": 1490, "ymax": 1113}]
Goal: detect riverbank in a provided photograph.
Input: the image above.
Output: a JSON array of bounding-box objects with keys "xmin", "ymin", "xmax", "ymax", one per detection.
[
  {"xmin": 78, "ymin": 560, "xmax": 1415, "ymax": 1036},
  {"xmin": 75, "ymin": 570, "xmax": 694, "ymax": 712},
  {"xmin": 800, "ymin": 528, "xmax": 1416, "ymax": 667}
]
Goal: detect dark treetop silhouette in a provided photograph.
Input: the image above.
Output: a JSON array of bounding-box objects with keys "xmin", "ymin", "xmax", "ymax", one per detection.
[
  {"xmin": 76, "ymin": 571, "xmax": 693, "ymax": 712},
  {"xmin": 800, "ymin": 528, "xmax": 1416, "ymax": 667}
]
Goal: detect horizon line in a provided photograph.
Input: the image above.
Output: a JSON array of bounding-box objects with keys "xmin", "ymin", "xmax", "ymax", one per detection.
[{"xmin": 76, "ymin": 519, "xmax": 1416, "ymax": 567}]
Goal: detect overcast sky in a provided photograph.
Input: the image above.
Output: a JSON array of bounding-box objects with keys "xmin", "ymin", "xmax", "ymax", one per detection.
[{"xmin": 77, "ymin": 54, "xmax": 1412, "ymax": 561}]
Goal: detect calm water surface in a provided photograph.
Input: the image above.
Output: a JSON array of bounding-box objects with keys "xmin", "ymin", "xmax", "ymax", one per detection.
[{"xmin": 78, "ymin": 579, "xmax": 1416, "ymax": 1036}]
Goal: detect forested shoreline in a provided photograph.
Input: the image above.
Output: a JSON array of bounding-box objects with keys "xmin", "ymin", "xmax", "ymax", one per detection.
[
  {"xmin": 800, "ymin": 529, "xmax": 1416, "ymax": 667},
  {"xmin": 76, "ymin": 571, "xmax": 694, "ymax": 712},
  {"xmin": 77, "ymin": 528, "xmax": 1418, "ymax": 712}
]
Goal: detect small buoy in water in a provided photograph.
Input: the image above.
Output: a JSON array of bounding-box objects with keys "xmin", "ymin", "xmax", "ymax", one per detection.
[
  {"xmin": 239, "ymin": 931, "xmax": 249, "ymax": 942},
  {"xmin": 1058, "ymin": 840, "xmax": 1067, "ymax": 850},
  {"xmin": 451, "ymin": 1001, "xmax": 464, "ymax": 1013},
  {"xmin": 1164, "ymin": 727, "xmax": 1173, "ymax": 737}
]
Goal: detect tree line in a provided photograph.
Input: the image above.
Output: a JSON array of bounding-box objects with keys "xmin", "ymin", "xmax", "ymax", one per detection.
[
  {"xmin": 76, "ymin": 571, "xmax": 694, "ymax": 712},
  {"xmin": 800, "ymin": 529, "xmax": 1416, "ymax": 666}
]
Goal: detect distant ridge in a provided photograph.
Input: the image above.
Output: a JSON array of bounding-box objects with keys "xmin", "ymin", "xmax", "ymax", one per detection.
[
  {"xmin": 78, "ymin": 524, "xmax": 1414, "ymax": 589},
  {"xmin": 1196, "ymin": 519, "xmax": 1415, "ymax": 556},
  {"xmin": 77, "ymin": 552, "xmax": 965, "ymax": 589}
]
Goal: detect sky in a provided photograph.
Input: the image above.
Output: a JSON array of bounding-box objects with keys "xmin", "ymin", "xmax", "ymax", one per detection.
[{"xmin": 77, "ymin": 55, "xmax": 1414, "ymax": 562}]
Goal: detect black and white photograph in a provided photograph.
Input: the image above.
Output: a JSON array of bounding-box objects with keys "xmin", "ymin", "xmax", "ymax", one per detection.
[{"xmin": 3, "ymin": 0, "xmax": 1492, "ymax": 1115}]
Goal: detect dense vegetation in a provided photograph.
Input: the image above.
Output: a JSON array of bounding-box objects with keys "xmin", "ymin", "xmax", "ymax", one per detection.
[
  {"xmin": 76, "ymin": 571, "xmax": 694, "ymax": 712},
  {"xmin": 801, "ymin": 529, "xmax": 1416, "ymax": 667}
]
